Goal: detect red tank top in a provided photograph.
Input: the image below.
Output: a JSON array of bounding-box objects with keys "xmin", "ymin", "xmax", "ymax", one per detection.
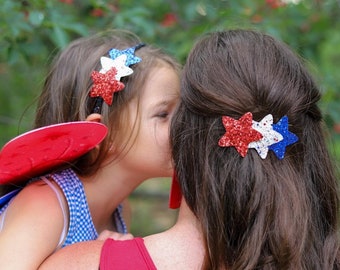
[{"xmin": 100, "ymin": 238, "xmax": 157, "ymax": 270}]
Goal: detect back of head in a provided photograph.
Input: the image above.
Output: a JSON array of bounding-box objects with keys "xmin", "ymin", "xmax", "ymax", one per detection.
[
  {"xmin": 34, "ymin": 29, "xmax": 180, "ymax": 176},
  {"xmin": 171, "ymin": 29, "xmax": 339, "ymax": 269}
]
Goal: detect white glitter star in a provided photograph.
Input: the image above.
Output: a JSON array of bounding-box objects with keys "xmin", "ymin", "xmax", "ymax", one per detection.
[
  {"xmin": 99, "ymin": 55, "xmax": 133, "ymax": 80},
  {"xmin": 248, "ymin": 114, "xmax": 283, "ymax": 159}
]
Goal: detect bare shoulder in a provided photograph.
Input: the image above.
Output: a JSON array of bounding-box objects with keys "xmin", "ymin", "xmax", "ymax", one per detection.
[
  {"xmin": 39, "ymin": 241, "xmax": 104, "ymax": 270},
  {"xmin": 144, "ymin": 231, "xmax": 179, "ymax": 268},
  {"xmin": 0, "ymin": 179, "xmax": 67, "ymax": 269},
  {"xmin": 6, "ymin": 179, "xmax": 65, "ymax": 221},
  {"xmin": 144, "ymin": 228, "xmax": 204, "ymax": 269}
]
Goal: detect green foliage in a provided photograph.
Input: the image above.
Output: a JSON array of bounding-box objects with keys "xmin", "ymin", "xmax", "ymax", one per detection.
[{"xmin": 0, "ymin": 0, "xmax": 339, "ymax": 155}]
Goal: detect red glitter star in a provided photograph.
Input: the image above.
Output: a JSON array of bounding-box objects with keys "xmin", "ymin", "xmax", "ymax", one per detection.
[
  {"xmin": 218, "ymin": 112, "xmax": 263, "ymax": 157},
  {"xmin": 90, "ymin": 67, "xmax": 125, "ymax": 105}
]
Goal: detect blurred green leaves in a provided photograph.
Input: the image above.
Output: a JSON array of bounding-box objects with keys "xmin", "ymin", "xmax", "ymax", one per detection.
[{"xmin": 0, "ymin": 0, "xmax": 339, "ymax": 158}]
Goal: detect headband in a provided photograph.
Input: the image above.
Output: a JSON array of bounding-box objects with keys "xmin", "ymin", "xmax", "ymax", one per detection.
[{"xmin": 89, "ymin": 43, "xmax": 145, "ymax": 113}]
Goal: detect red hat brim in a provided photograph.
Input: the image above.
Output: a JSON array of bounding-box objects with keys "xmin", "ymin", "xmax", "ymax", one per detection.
[{"xmin": 0, "ymin": 121, "xmax": 107, "ymax": 184}]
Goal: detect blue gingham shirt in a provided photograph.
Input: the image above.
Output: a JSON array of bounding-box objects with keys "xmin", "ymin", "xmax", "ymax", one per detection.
[
  {"xmin": 0, "ymin": 168, "xmax": 127, "ymax": 247},
  {"xmin": 51, "ymin": 168, "xmax": 127, "ymax": 247}
]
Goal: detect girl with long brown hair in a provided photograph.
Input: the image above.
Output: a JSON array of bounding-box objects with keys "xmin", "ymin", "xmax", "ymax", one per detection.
[
  {"xmin": 40, "ymin": 29, "xmax": 339, "ymax": 270},
  {"xmin": 0, "ymin": 30, "xmax": 180, "ymax": 269}
]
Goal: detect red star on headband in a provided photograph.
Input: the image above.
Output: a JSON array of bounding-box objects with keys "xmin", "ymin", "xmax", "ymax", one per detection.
[
  {"xmin": 90, "ymin": 67, "xmax": 125, "ymax": 105},
  {"xmin": 218, "ymin": 112, "xmax": 263, "ymax": 157}
]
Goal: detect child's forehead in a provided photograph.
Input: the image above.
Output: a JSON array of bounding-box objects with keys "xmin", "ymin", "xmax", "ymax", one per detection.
[
  {"xmin": 129, "ymin": 65, "xmax": 179, "ymax": 104},
  {"xmin": 143, "ymin": 75, "xmax": 179, "ymax": 105},
  {"xmin": 146, "ymin": 64, "xmax": 179, "ymax": 87}
]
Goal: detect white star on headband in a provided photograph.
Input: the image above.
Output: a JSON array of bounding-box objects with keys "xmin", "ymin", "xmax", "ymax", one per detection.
[
  {"xmin": 99, "ymin": 55, "xmax": 133, "ymax": 80},
  {"xmin": 248, "ymin": 114, "xmax": 283, "ymax": 159}
]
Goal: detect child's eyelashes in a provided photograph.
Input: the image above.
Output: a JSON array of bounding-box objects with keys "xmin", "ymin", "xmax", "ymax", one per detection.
[
  {"xmin": 155, "ymin": 111, "xmax": 169, "ymax": 119},
  {"xmin": 152, "ymin": 98, "xmax": 178, "ymax": 120}
]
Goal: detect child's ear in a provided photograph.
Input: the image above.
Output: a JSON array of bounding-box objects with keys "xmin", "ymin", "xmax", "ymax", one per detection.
[
  {"xmin": 86, "ymin": 113, "xmax": 102, "ymax": 123},
  {"xmin": 85, "ymin": 113, "xmax": 103, "ymax": 150}
]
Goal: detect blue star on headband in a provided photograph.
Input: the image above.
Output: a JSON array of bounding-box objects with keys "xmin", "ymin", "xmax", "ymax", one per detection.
[
  {"xmin": 108, "ymin": 43, "xmax": 145, "ymax": 66},
  {"xmin": 269, "ymin": 116, "xmax": 299, "ymax": 160}
]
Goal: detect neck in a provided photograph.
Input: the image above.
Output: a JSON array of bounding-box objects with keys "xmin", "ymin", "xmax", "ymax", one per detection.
[
  {"xmin": 79, "ymin": 161, "xmax": 144, "ymax": 233},
  {"xmin": 171, "ymin": 199, "xmax": 204, "ymax": 249},
  {"xmin": 144, "ymin": 199, "xmax": 205, "ymax": 269}
]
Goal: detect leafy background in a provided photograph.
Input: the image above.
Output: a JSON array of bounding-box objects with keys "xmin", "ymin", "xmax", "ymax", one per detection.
[{"xmin": 0, "ymin": 0, "xmax": 339, "ymax": 235}]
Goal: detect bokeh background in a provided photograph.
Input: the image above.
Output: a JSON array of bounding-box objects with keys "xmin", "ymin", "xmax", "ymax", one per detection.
[{"xmin": 1, "ymin": 0, "xmax": 339, "ymax": 236}]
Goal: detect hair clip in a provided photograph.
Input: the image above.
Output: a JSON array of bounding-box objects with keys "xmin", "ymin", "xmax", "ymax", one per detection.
[
  {"xmin": 218, "ymin": 112, "xmax": 298, "ymax": 159},
  {"xmin": 90, "ymin": 43, "xmax": 145, "ymax": 113}
]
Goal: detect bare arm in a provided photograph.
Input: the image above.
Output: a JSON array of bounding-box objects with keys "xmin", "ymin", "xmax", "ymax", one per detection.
[
  {"xmin": 39, "ymin": 240, "xmax": 104, "ymax": 270},
  {"xmin": 0, "ymin": 181, "xmax": 65, "ymax": 270},
  {"xmin": 39, "ymin": 230, "xmax": 134, "ymax": 269}
]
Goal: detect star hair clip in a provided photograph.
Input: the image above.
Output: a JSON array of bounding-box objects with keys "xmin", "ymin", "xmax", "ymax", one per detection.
[
  {"xmin": 89, "ymin": 43, "xmax": 145, "ymax": 113},
  {"xmin": 218, "ymin": 112, "xmax": 298, "ymax": 160}
]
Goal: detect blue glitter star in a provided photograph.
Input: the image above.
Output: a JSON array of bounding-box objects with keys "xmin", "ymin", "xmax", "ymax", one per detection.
[
  {"xmin": 269, "ymin": 116, "xmax": 299, "ymax": 160},
  {"xmin": 249, "ymin": 114, "xmax": 283, "ymax": 159},
  {"xmin": 108, "ymin": 44, "xmax": 144, "ymax": 66}
]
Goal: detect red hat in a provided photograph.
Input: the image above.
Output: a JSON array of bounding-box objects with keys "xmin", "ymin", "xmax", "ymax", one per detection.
[{"xmin": 0, "ymin": 121, "xmax": 107, "ymax": 184}]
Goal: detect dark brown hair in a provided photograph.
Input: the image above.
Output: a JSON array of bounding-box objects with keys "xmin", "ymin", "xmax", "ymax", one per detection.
[
  {"xmin": 34, "ymin": 29, "xmax": 180, "ymax": 176},
  {"xmin": 171, "ymin": 29, "xmax": 339, "ymax": 269}
]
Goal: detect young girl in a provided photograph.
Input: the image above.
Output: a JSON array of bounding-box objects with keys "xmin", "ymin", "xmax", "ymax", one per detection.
[
  {"xmin": 39, "ymin": 29, "xmax": 339, "ymax": 270},
  {"xmin": 0, "ymin": 29, "xmax": 180, "ymax": 269}
]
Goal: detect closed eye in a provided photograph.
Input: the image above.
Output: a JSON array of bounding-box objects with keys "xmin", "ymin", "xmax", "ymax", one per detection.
[{"xmin": 156, "ymin": 111, "xmax": 169, "ymax": 118}]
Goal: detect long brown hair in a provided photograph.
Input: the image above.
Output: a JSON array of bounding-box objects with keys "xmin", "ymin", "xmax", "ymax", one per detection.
[
  {"xmin": 34, "ymin": 29, "xmax": 180, "ymax": 177},
  {"xmin": 171, "ymin": 29, "xmax": 339, "ymax": 269}
]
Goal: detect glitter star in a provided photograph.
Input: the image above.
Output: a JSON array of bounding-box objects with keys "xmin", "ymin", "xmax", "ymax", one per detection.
[
  {"xmin": 218, "ymin": 112, "xmax": 263, "ymax": 157},
  {"xmin": 109, "ymin": 45, "xmax": 142, "ymax": 66},
  {"xmin": 269, "ymin": 116, "xmax": 299, "ymax": 160},
  {"xmin": 99, "ymin": 55, "xmax": 133, "ymax": 80},
  {"xmin": 90, "ymin": 68, "xmax": 125, "ymax": 105},
  {"xmin": 248, "ymin": 114, "xmax": 283, "ymax": 159}
]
